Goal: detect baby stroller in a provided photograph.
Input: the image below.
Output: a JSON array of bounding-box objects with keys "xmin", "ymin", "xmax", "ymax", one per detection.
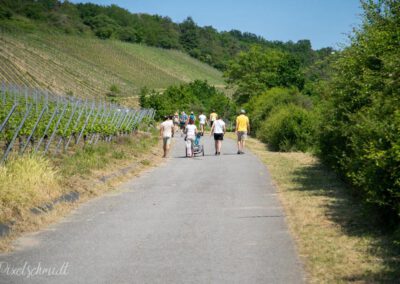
[{"xmin": 185, "ymin": 133, "xmax": 204, "ymax": 157}]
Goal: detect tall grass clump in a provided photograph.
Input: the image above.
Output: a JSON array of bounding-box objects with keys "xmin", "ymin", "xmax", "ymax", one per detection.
[{"xmin": 0, "ymin": 156, "xmax": 62, "ymax": 222}]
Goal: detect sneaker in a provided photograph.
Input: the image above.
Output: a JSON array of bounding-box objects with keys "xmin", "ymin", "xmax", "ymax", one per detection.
[
  {"xmin": 215, "ymin": 151, "xmax": 218, "ymax": 155},
  {"xmin": 237, "ymin": 151, "xmax": 241, "ymax": 155},
  {"xmin": 240, "ymin": 151, "xmax": 245, "ymax": 154}
]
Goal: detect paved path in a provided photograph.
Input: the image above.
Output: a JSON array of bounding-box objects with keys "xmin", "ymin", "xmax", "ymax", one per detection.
[{"xmin": 0, "ymin": 135, "xmax": 304, "ymax": 284}]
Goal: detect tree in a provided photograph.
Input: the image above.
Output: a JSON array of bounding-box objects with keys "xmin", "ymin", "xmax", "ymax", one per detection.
[
  {"xmin": 116, "ymin": 26, "xmax": 141, "ymax": 43},
  {"xmin": 140, "ymin": 80, "xmax": 235, "ymax": 120},
  {"xmin": 84, "ymin": 14, "xmax": 118, "ymax": 39},
  {"xmin": 179, "ymin": 17, "xmax": 199, "ymax": 52},
  {"xmin": 224, "ymin": 45, "xmax": 304, "ymax": 104}
]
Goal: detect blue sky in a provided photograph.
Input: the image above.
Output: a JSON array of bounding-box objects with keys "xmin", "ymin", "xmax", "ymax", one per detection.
[{"xmin": 70, "ymin": 0, "xmax": 363, "ymax": 49}]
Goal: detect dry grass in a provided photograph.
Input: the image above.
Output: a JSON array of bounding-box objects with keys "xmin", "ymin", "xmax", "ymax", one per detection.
[
  {"xmin": 242, "ymin": 136, "xmax": 400, "ymax": 283},
  {"xmin": 0, "ymin": 156, "xmax": 64, "ymax": 224}
]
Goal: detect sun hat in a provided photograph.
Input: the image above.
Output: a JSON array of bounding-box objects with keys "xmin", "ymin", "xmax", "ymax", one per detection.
[{"xmin": 240, "ymin": 109, "xmax": 246, "ymax": 114}]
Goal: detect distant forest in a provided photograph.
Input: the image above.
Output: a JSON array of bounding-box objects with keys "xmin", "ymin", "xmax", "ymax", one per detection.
[{"xmin": 0, "ymin": 0, "xmax": 333, "ymax": 70}]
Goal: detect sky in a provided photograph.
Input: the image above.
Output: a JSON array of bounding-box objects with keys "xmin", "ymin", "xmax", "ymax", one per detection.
[{"xmin": 70, "ymin": 0, "xmax": 363, "ymax": 50}]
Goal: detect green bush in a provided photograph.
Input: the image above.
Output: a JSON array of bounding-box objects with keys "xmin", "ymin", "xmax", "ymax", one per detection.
[
  {"xmin": 246, "ymin": 87, "xmax": 312, "ymax": 132},
  {"xmin": 258, "ymin": 104, "xmax": 317, "ymax": 152},
  {"xmin": 116, "ymin": 26, "xmax": 141, "ymax": 43},
  {"xmin": 319, "ymin": 0, "xmax": 400, "ymax": 224}
]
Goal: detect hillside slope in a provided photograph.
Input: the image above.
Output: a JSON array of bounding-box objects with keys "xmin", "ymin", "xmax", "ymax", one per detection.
[{"xmin": 0, "ymin": 30, "xmax": 224, "ymax": 105}]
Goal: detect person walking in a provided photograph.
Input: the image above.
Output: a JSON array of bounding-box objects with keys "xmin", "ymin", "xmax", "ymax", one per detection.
[
  {"xmin": 160, "ymin": 115, "xmax": 174, "ymax": 158},
  {"xmin": 210, "ymin": 115, "xmax": 226, "ymax": 155},
  {"xmin": 173, "ymin": 111, "xmax": 180, "ymax": 135},
  {"xmin": 198, "ymin": 111, "xmax": 207, "ymax": 135},
  {"xmin": 235, "ymin": 109, "xmax": 250, "ymax": 154},
  {"xmin": 185, "ymin": 118, "xmax": 198, "ymax": 157},
  {"xmin": 189, "ymin": 111, "xmax": 196, "ymax": 122},
  {"xmin": 209, "ymin": 110, "xmax": 217, "ymax": 128},
  {"xmin": 179, "ymin": 111, "xmax": 188, "ymax": 135}
]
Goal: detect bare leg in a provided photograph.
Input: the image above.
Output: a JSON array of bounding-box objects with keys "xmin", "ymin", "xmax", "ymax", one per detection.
[
  {"xmin": 217, "ymin": 140, "xmax": 222, "ymax": 153},
  {"xmin": 163, "ymin": 142, "xmax": 167, "ymax": 158}
]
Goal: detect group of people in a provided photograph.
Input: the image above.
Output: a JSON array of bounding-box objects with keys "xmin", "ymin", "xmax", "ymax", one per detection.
[
  {"xmin": 160, "ymin": 109, "xmax": 250, "ymax": 158},
  {"xmin": 171, "ymin": 110, "xmax": 217, "ymax": 136}
]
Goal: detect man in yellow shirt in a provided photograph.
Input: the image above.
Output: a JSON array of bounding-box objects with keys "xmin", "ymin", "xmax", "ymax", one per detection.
[
  {"xmin": 209, "ymin": 110, "xmax": 218, "ymax": 127},
  {"xmin": 235, "ymin": 109, "xmax": 250, "ymax": 154}
]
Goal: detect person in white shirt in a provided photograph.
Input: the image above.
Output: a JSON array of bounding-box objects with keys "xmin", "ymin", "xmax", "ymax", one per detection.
[
  {"xmin": 160, "ymin": 115, "xmax": 174, "ymax": 158},
  {"xmin": 185, "ymin": 118, "xmax": 198, "ymax": 157},
  {"xmin": 210, "ymin": 116, "xmax": 226, "ymax": 155},
  {"xmin": 198, "ymin": 111, "xmax": 207, "ymax": 135}
]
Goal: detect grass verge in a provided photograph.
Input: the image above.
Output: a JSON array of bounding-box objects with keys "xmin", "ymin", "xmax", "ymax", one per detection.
[
  {"xmin": 241, "ymin": 135, "xmax": 400, "ymax": 283},
  {"xmin": 0, "ymin": 130, "xmax": 162, "ymax": 252}
]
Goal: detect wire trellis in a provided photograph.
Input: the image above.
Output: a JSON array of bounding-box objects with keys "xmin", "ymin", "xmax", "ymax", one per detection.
[{"xmin": 0, "ymin": 82, "xmax": 155, "ymax": 163}]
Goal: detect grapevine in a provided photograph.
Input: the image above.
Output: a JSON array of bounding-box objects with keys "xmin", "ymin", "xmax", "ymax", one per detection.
[{"xmin": 0, "ymin": 83, "xmax": 155, "ymax": 162}]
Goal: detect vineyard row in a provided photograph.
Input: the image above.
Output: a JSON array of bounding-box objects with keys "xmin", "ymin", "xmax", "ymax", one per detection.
[{"xmin": 0, "ymin": 82, "xmax": 155, "ymax": 163}]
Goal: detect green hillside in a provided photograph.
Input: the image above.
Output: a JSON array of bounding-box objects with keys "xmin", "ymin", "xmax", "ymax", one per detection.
[{"xmin": 0, "ymin": 30, "xmax": 224, "ymax": 105}]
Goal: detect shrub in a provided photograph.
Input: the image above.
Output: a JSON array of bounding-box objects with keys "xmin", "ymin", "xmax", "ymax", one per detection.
[
  {"xmin": 116, "ymin": 26, "xmax": 140, "ymax": 43},
  {"xmin": 246, "ymin": 87, "xmax": 312, "ymax": 132},
  {"xmin": 319, "ymin": 0, "xmax": 400, "ymax": 224},
  {"xmin": 258, "ymin": 104, "xmax": 317, "ymax": 152}
]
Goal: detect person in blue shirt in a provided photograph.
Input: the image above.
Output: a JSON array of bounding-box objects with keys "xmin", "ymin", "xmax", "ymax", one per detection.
[
  {"xmin": 189, "ymin": 111, "xmax": 196, "ymax": 122},
  {"xmin": 179, "ymin": 111, "xmax": 188, "ymax": 134}
]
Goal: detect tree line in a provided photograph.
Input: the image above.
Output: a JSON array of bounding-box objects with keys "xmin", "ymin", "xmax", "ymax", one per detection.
[{"xmin": 0, "ymin": 0, "xmax": 330, "ymax": 71}]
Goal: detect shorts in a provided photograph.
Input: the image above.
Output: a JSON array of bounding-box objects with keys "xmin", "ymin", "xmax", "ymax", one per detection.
[
  {"xmin": 163, "ymin": 137, "xmax": 171, "ymax": 146},
  {"xmin": 237, "ymin": 131, "xmax": 247, "ymax": 141},
  {"xmin": 210, "ymin": 121, "xmax": 215, "ymax": 127},
  {"xmin": 214, "ymin": 133, "xmax": 224, "ymax": 141}
]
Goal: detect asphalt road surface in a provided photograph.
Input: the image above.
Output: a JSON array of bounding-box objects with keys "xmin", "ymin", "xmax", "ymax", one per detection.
[{"xmin": 0, "ymin": 134, "xmax": 304, "ymax": 284}]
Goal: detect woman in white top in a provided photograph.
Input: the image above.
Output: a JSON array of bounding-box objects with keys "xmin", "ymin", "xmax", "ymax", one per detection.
[
  {"xmin": 210, "ymin": 116, "xmax": 226, "ymax": 155},
  {"xmin": 198, "ymin": 111, "xmax": 207, "ymax": 135},
  {"xmin": 185, "ymin": 118, "xmax": 198, "ymax": 157}
]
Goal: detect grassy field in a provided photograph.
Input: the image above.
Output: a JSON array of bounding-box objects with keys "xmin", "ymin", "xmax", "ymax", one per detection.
[
  {"xmin": 0, "ymin": 28, "xmax": 224, "ymax": 106},
  {"xmin": 239, "ymin": 136, "xmax": 400, "ymax": 283}
]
